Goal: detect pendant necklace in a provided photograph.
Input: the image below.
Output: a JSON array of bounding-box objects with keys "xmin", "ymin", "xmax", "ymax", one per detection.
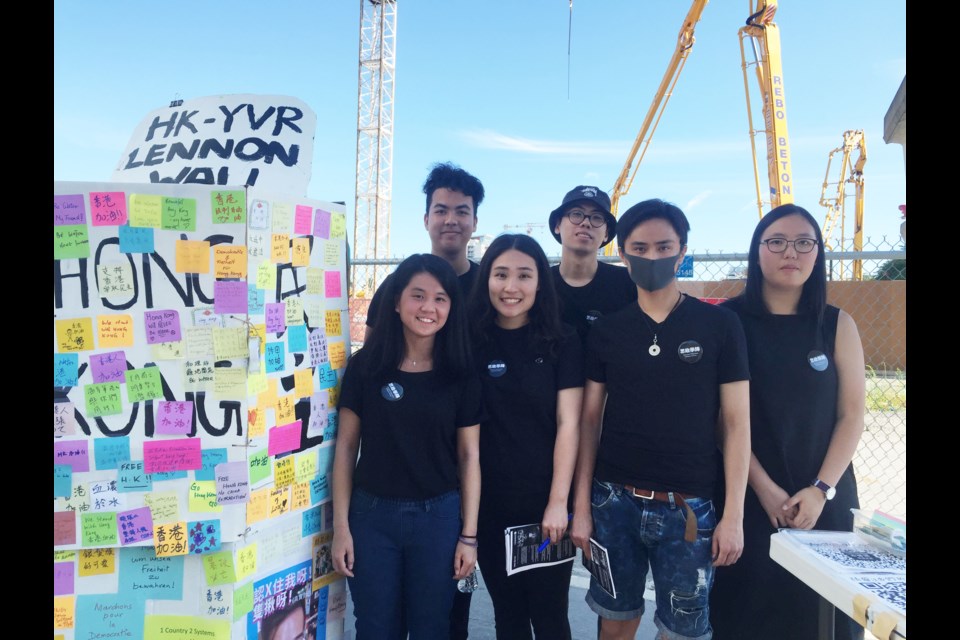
[{"xmin": 640, "ymin": 292, "xmax": 684, "ymax": 356}]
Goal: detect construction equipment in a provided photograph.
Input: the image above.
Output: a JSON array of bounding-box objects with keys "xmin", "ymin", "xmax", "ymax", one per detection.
[
  {"xmin": 738, "ymin": 1, "xmax": 794, "ymax": 219},
  {"xmin": 819, "ymin": 129, "xmax": 867, "ymax": 280},
  {"xmin": 605, "ymin": 0, "xmax": 709, "ymax": 256}
]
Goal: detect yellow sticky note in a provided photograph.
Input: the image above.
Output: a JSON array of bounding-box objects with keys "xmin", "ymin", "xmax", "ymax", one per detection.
[
  {"xmin": 292, "ymin": 237, "xmax": 310, "ymax": 267},
  {"xmin": 78, "ymin": 548, "xmax": 116, "ymax": 576},
  {"xmin": 291, "ymin": 481, "xmax": 311, "ymax": 510},
  {"xmin": 247, "ymin": 407, "xmax": 266, "ymax": 438},
  {"xmin": 54, "ymin": 550, "xmax": 76, "ymax": 562},
  {"xmin": 271, "ymin": 234, "xmax": 290, "ymax": 264},
  {"xmin": 145, "ymin": 491, "xmax": 180, "ymax": 524},
  {"xmin": 256, "ymin": 261, "xmax": 277, "ymax": 290},
  {"xmin": 331, "ymin": 212, "xmax": 347, "ymax": 239},
  {"xmin": 202, "ymin": 551, "xmax": 237, "ymax": 586},
  {"xmin": 56, "ymin": 317, "xmax": 95, "ymax": 352},
  {"xmin": 153, "ymin": 521, "xmax": 189, "ymax": 556},
  {"xmin": 274, "ymin": 457, "xmax": 295, "ymax": 488},
  {"xmin": 54, "ymin": 595, "xmax": 75, "ymax": 629},
  {"xmin": 269, "ymin": 486, "xmax": 290, "ymax": 518},
  {"xmin": 306, "ymin": 268, "xmax": 324, "ymax": 295},
  {"xmin": 214, "ymin": 368, "xmax": 246, "ymax": 400},
  {"xmin": 246, "ymin": 488, "xmax": 269, "ymax": 525},
  {"xmin": 235, "ymin": 543, "xmax": 257, "ymax": 580},
  {"xmin": 214, "ymin": 245, "xmax": 247, "ymax": 279},
  {"xmin": 175, "ymin": 240, "xmax": 210, "ymax": 274},
  {"xmin": 97, "ymin": 314, "xmax": 134, "ymax": 348},
  {"xmin": 323, "ymin": 242, "xmax": 340, "ymax": 267},
  {"xmin": 189, "ymin": 481, "xmax": 222, "ymax": 513},
  {"xmin": 272, "ymin": 201, "xmax": 293, "ymax": 232},
  {"xmin": 144, "ymin": 615, "xmax": 229, "ymax": 639},
  {"xmin": 151, "ymin": 339, "xmax": 184, "ymax": 360},
  {"xmin": 296, "ymin": 451, "xmax": 318, "ymax": 482},
  {"xmin": 248, "ymin": 322, "xmax": 267, "ymax": 343},
  {"xmin": 304, "ymin": 300, "xmax": 322, "ymax": 327},
  {"xmin": 247, "ymin": 372, "xmax": 268, "ymax": 397},
  {"xmin": 258, "ymin": 378, "xmax": 279, "ymax": 409},
  {"xmin": 285, "ymin": 296, "xmax": 304, "ymax": 325},
  {"xmin": 294, "ymin": 368, "xmax": 314, "ymax": 398},
  {"xmin": 276, "ymin": 395, "xmax": 296, "ymax": 424},
  {"xmin": 328, "ymin": 385, "xmax": 340, "ymax": 408},
  {"xmin": 212, "ymin": 327, "xmax": 248, "ymax": 360},
  {"xmin": 329, "ymin": 341, "xmax": 347, "ymax": 370},
  {"xmin": 325, "ymin": 310, "xmax": 342, "ymax": 337},
  {"xmin": 129, "ymin": 193, "xmax": 162, "ymax": 228}
]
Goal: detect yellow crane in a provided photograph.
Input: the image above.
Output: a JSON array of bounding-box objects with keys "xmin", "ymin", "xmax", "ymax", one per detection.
[{"xmin": 819, "ymin": 129, "xmax": 867, "ymax": 280}]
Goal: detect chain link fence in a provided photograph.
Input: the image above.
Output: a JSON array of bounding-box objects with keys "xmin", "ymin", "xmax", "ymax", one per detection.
[{"xmin": 347, "ymin": 237, "xmax": 906, "ymax": 520}]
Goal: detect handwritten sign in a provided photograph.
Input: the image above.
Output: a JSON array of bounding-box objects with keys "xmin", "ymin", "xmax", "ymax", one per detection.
[
  {"xmin": 325, "ymin": 310, "xmax": 342, "ymax": 337},
  {"xmin": 162, "ymin": 196, "xmax": 197, "ymax": 231},
  {"xmin": 202, "ymin": 551, "xmax": 236, "ymax": 585},
  {"xmin": 291, "ymin": 481, "xmax": 311, "ymax": 510},
  {"xmin": 144, "ymin": 439, "xmax": 202, "ymax": 474},
  {"xmin": 54, "ymin": 224, "xmax": 90, "ymax": 259},
  {"xmin": 75, "ymin": 595, "xmax": 144, "ymax": 640},
  {"xmin": 274, "ymin": 456, "xmax": 295, "ymax": 488},
  {"xmin": 329, "ymin": 341, "xmax": 347, "ymax": 370},
  {"xmin": 81, "ymin": 512, "xmax": 118, "ymax": 546},
  {"xmin": 265, "ymin": 342, "xmax": 285, "ymax": 373},
  {"xmin": 265, "ymin": 302, "xmax": 286, "ymax": 333},
  {"xmin": 213, "ymin": 280, "xmax": 248, "ymax": 314},
  {"xmin": 126, "ymin": 367, "xmax": 163, "ymax": 403},
  {"xmin": 54, "ymin": 353, "xmax": 79, "ymax": 387},
  {"xmin": 295, "ymin": 367, "xmax": 314, "ymax": 398},
  {"xmin": 285, "ymin": 296, "xmax": 304, "ymax": 325},
  {"xmin": 213, "ymin": 245, "xmax": 247, "ymax": 279},
  {"xmin": 325, "ymin": 270, "xmax": 343, "ymax": 298},
  {"xmin": 306, "ymin": 392, "xmax": 329, "ymax": 438},
  {"xmin": 94, "ymin": 436, "xmax": 131, "ymax": 470},
  {"xmin": 118, "ymin": 507, "xmax": 154, "ymax": 545},
  {"xmin": 155, "ymin": 400, "xmax": 194, "ymax": 435},
  {"xmin": 214, "ymin": 367, "xmax": 246, "ymax": 399},
  {"xmin": 184, "ymin": 358, "xmax": 215, "ymax": 390},
  {"xmin": 90, "ymin": 191, "xmax": 128, "ymax": 226},
  {"xmin": 98, "ymin": 314, "xmax": 134, "ymax": 347},
  {"xmin": 89, "ymin": 350, "xmax": 127, "ymax": 383},
  {"xmin": 144, "ymin": 309, "xmax": 182, "ymax": 344},
  {"xmin": 54, "ymin": 440, "xmax": 90, "ymax": 472},
  {"xmin": 236, "ymin": 543, "xmax": 257, "ymax": 580},
  {"xmin": 256, "ymin": 260, "xmax": 277, "ymax": 290},
  {"xmin": 212, "ymin": 327, "xmax": 247, "ymax": 359},
  {"xmin": 248, "ymin": 284, "xmax": 265, "ymax": 314},
  {"xmin": 275, "ymin": 394, "xmax": 296, "ymax": 424},
  {"xmin": 331, "ymin": 212, "xmax": 347, "ymax": 238},
  {"xmin": 292, "ymin": 237, "xmax": 310, "ymax": 266},
  {"xmin": 269, "ymin": 486, "xmax": 290, "ymax": 518},
  {"xmin": 119, "ymin": 224, "xmax": 154, "ymax": 253},
  {"xmin": 118, "ymin": 460, "xmax": 153, "ymax": 493},
  {"xmin": 174, "ymin": 240, "xmax": 210, "ymax": 273},
  {"xmin": 144, "ymin": 491, "xmax": 180, "ymax": 524},
  {"xmin": 97, "ymin": 262, "xmax": 136, "ymax": 296},
  {"xmin": 215, "ymin": 461, "xmax": 249, "ymax": 505},
  {"xmin": 271, "ymin": 233, "xmax": 290, "ymax": 263},
  {"xmin": 56, "ymin": 317, "xmax": 94, "ymax": 352},
  {"xmin": 249, "ymin": 449, "xmax": 271, "ymax": 486},
  {"xmin": 54, "ymin": 562, "xmax": 74, "ymax": 595},
  {"xmin": 212, "ymin": 190, "xmax": 246, "ymax": 224},
  {"xmin": 189, "ymin": 481, "xmax": 222, "ymax": 513},
  {"xmin": 55, "ymin": 512, "xmax": 77, "ymax": 546},
  {"xmin": 54, "ymin": 595, "xmax": 75, "ymax": 629},
  {"xmin": 302, "ymin": 505, "xmax": 323, "ymax": 537},
  {"xmin": 196, "ymin": 448, "xmax": 228, "ymax": 482},
  {"xmin": 294, "ymin": 204, "xmax": 313, "ymax": 234},
  {"xmin": 187, "ymin": 519, "xmax": 222, "ymax": 554},
  {"xmin": 84, "ymin": 382, "xmax": 123, "ymax": 417},
  {"xmin": 153, "ymin": 521, "xmax": 190, "ymax": 556},
  {"xmin": 287, "ymin": 324, "xmax": 307, "ymax": 352},
  {"xmin": 78, "ymin": 548, "xmax": 116, "ymax": 576},
  {"xmin": 55, "ymin": 465, "xmax": 72, "ymax": 498},
  {"xmin": 313, "ymin": 209, "xmax": 331, "ymax": 239},
  {"xmin": 55, "ymin": 194, "xmax": 86, "ymax": 225},
  {"xmin": 54, "ymin": 401, "xmax": 76, "ymax": 438},
  {"xmin": 129, "ymin": 193, "xmax": 162, "ymax": 227},
  {"xmin": 246, "ymin": 487, "xmax": 269, "ymax": 525},
  {"xmin": 306, "ymin": 267, "xmax": 324, "ymax": 295},
  {"xmin": 272, "ymin": 202, "xmax": 293, "ymax": 232},
  {"xmin": 268, "ymin": 420, "xmax": 302, "ymax": 456}
]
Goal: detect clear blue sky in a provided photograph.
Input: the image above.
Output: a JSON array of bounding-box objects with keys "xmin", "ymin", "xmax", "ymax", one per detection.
[{"xmin": 54, "ymin": 1, "xmax": 906, "ymax": 259}]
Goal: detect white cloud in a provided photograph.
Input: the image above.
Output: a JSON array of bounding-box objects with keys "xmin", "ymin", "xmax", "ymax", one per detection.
[
  {"xmin": 685, "ymin": 190, "xmax": 712, "ymax": 211},
  {"xmin": 458, "ymin": 129, "xmax": 625, "ymax": 159}
]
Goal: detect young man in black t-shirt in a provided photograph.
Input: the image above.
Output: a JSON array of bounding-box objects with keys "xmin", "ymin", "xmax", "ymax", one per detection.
[{"xmin": 548, "ymin": 186, "xmax": 636, "ymax": 345}]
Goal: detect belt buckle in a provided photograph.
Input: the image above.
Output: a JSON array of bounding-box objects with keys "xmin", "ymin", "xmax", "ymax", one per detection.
[{"xmin": 631, "ymin": 487, "xmax": 655, "ymax": 500}]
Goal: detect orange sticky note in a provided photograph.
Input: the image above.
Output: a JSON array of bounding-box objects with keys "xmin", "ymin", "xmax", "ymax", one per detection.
[
  {"xmin": 214, "ymin": 245, "xmax": 248, "ymax": 279},
  {"xmin": 97, "ymin": 314, "xmax": 134, "ymax": 348},
  {"xmin": 258, "ymin": 378, "xmax": 279, "ymax": 409},
  {"xmin": 276, "ymin": 395, "xmax": 296, "ymax": 424},
  {"xmin": 153, "ymin": 521, "xmax": 190, "ymax": 556},
  {"xmin": 247, "ymin": 407, "xmax": 266, "ymax": 438},
  {"xmin": 54, "ymin": 595, "xmax": 75, "ymax": 629},
  {"xmin": 294, "ymin": 368, "xmax": 314, "ymax": 398},
  {"xmin": 329, "ymin": 342, "xmax": 347, "ymax": 370},
  {"xmin": 269, "ymin": 486, "xmax": 290, "ymax": 518},
  {"xmin": 271, "ymin": 234, "xmax": 290, "ymax": 263},
  {"xmin": 246, "ymin": 488, "xmax": 269, "ymax": 525},
  {"xmin": 175, "ymin": 240, "xmax": 210, "ymax": 273},
  {"xmin": 56, "ymin": 318, "xmax": 95, "ymax": 352},
  {"xmin": 292, "ymin": 238, "xmax": 311, "ymax": 267}
]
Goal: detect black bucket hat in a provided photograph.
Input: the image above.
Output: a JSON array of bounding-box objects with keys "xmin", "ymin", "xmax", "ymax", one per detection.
[{"xmin": 548, "ymin": 185, "xmax": 617, "ymax": 247}]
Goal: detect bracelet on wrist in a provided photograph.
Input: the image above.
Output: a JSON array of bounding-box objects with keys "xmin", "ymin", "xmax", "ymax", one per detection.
[
  {"xmin": 458, "ymin": 536, "xmax": 478, "ymax": 547},
  {"xmin": 459, "ymin": 533, "xmax": 477, "ymax": 538}
]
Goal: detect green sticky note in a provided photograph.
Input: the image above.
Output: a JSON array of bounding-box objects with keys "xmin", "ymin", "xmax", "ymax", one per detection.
[
  {"xmin": 54, "ymin": 224, "xmax": 91, "ymax": 259},
  {"xmin": 233, "ymin": 582, "xmax": 254, "ymax": 622},
  {"xmin": 129, "ymin": 194, "xmax": 162, "ymax": 228},
  {"xmin": 249, "ymin": 449, "xmax": 270, "ymax": 485},
  {"xmin": 144, "ymin": 615, "xmax": 230, "ymax": 639},
  {"xmin": 126, "ymin": 367, "xmax": 163, "ymax": 403},
  {"xmin": 211, "ymin": 190, "xmax": 246, "ymax": 224},
  {"xmin": 162, "ymin": 197, "xmax": 197, "ymax": 231},
  {"xmin": 81, "ymin": 512, "xmax": 118, "ymax": 546},
  {"xmin": 202, "ymin": 551, "xmax": 237, "ymax": 586},
  {"xmin": 85, "ymin": 382, "xmax": 123, "ymax": 417}
]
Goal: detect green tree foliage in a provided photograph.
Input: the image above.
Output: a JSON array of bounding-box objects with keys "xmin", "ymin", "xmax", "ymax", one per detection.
[{"xmin": 874, "ymin": 259, "xmax": 906, "ymax": 280}]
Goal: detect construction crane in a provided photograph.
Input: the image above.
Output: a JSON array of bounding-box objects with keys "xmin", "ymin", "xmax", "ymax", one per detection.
[
  {"xmin": 738, "ymin": 1, "xmax": 794, "ymax": 219},
  {"xmin": 605, "ymin": 0, "xmax": 709, "ymax": 256},
  {"xmin": 352, "ymin": 0, "xmax": 397, "ymax": 298},
  {"xmin": 819, "ymin": 129, "xmax": 866, "ymax": 280}
]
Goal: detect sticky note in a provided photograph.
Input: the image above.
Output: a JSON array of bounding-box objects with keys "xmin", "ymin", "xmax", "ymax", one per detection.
[
  {"xmin": 235, "ymin": 543, "xmax": 257, "ymax": 580},
  {"xmin": 54, "ymin": 511, "xmax": 77, "ymax": 546},
  {"xmin": 310, "ymin": 472, "xmax": 329, "ymax": 505},
  {"xmin": 184, "ymin": 358, "xmax": 215, "ymax": 390},
  {"xmin": 54, "ymin": 561, "xmax": 74, "ymax": 595},
  {"xmin": 256, "ymin": 260, "xmax": 277, "ymax": 290},
  {"xmin": 329, "ymin": 341, "xmax": 347, "ymax": 370},
  {"xmin": 325, "ymin": 270, "xmax": 342, "ymax": 297},
  {"xmin": 306, "ymin": 267, "xmax": 324, "ymax": 295},
  {"xmin": 187, "ymin": 519, "xmax": 222, "ymax": 553},
  {"xmin": 89, "ymin": 480, "xmax": 127, "ymax": 512},
  {"xmin": 323, "ymin": 242, "xmax": 340, "ymax": 267},
  {"xmin": 258, "ymin": 377, "xmax": 279, "ymax": 408},
  {"xmin": 272, "ymin": 201, "xmax": 292, "ymax": 232},
  {"xmin": 318, "ymin": 363, "xmax": 338, "ymax": 389},
  {"xmin": 246, "ymin": 487, "xmax": 269, "ymax": 525},
  {"xmin": 75, "ymin": 595, "xmax": 144, "ymax": 640},
  {"xmin": 248, "ymin": 285, "xmax": 265, "ymax": 315},
  {"xmin": 89, "ymin": 350, "xmax": 127, "ymax": 383},
  {"xmin": 154, "ymin": 522, "xmax": 190, "ymax": 556},
  {"xmin": 118, "ymin": 507, "xmax": 154, "ymax": 545},
  {"xmin": 129, "ymin": 193, "xmax": 162, "ymax": 228},
  {"xmin": 291, "ymin": 481, "xmax": 311, "ymax": 510},
  {"xmin": 213, "ymin": 245, "xmax": 247, "ymax": 279},
  {"xmin": 151, "ymin": 339, "xmax": 184, "ymax": 360},
  {"xmin": 294, "ymin": 368, "xmax": 314, "ymax": 399},
  {"xmin": 94, "ymin": 436, "xmax": 131, "ymax": 470},
  {"xmin": 54, "ymin": 440, "xmax": 90, "ymax": 472},
  {"xmin": 214, "ymin": 367, "xmax": 246, "ymax": 399},
  {"xmin": 212, "ymin": 327, "xmax": 247, "ymax": 359},
  {"xmin": 189, "ymin": 481, "xmax": 222, "ymax": 513},
  {"xmin": 97, "ymin": 261, "xmax": 136, "ymax": 297},
  {"xmin": 325, "ymin": 310, "xmax": 342, "ymax": 336},
  {"xmin": 54, "ymin": 224, "xmax": 90, "ymax": 259},
  {"xmin": 55, "ymin": 194, "xmax": 86, "ymax": 225},
  {"xmin": 55, "ymin": 465, "xmax": 72, "ymax": 498},
  {"xmin": 144, "ymin": 439, "xmax": 202, "ymax": 474},
  {"xmin": 144, "ymin": 491, "xmax": 180, "ymax": 524},
  {"xmin": 292, "ymin": 237, "xmax": 310, "ymax": 266},
  {"xmin": 215, "ymin": 461, "xmax": 249, "ymax": 505},
  {"xmin": 271, "ymin": 233, "xmax": 290, "ymax": 263},
  {"xmin": 211, "ymin": 190, "xmax": 246, "ymax": 224},
  {"xmin": 196, "ymin": 448, "xmax": 227, "ymax": 482},
  {"xmin": 306, "ymin": 393, "xmax": 328, "ymax": 438},
  {"xmin": 175, "ymin": 240, "xmax": 210, "ymax": 274},
  {"xmin": 97, "ymin": 314, "xmax": 134, "ymax": 347},
  {"xmin": 81, "ymin": 512, "xmax": 118, "ymax": 546},
  {"xmin": 203, "ymin": 551, "xmax": 236, "ymax": 584},
  {"xmin": 56, "ymin": 317, "xmax": 95, "ymax": 352},
  {"xmin": 214, "ymin": 280, "xmax": 248, "ymax": 314},
  {"xmin": 293, "ymin": 204, "xmax": 313, "ymax": 234},
  {"xmin": 330, "ymin": 212, "xmax": 347, "ymax": 238},
  {"xmin": 84, "ymin": 382, "xmax": 123, "ymax": 417},
  {"xmin": 118, "ymin": 546, "xmax": 184, "ymax": 599},
  {"xmin": 302, "ymin": 505, "xmax": 323, "ymax": 536},
  {"xmin": 118, "ymin": 460, "xmax": 152, "ymax": 492},
  {"xmin": 265, "ymin": 302, "xmax": 286, "ymax": 333},
  {"xmin": 54, "ymin": 595, "xmax": 75, "ymax": 629},
  {"xmin": 274, "ymin": 456, "xmax": 295, "ymax": 488},
  {"xmin": 275, "ymin": 395, "xmax": 296, "ymax": 424},
  {"xmin": 285, "ymin": 297, "xmax": 304, "ymax": 325},
  {"xmin": 287, "ymin": 324, "xmax": 307, "ymax": 352},
  {"xmin": 265, "ymin": 341, "xmax": 285, "ymax": 373},
  {"xmin": 145, "ymin": 615, "xmax": 229, "ymax": 639},
  {"xmin": 247, "ymin": 405, "xmax": 266, "ymax": 438},
  {"xmin": 308, "ymin": 329, "xmax": 329, "ymax": 367},
  {"xmin": 184, "ymin": 327, "xmax": 214, "ymax": 357},
  {"xmin": 90, "ymin": 191, "xmax": 128, "ymax": 226},
  {"xmin": 234, "ymin": 582, "xmax": 254, "ymax": 621},
  {"xmin": 269, "ymin": 486, "xmax": 290, "ymax": 517},
  {"xmin": 144, "ymin": 309, "xmax": 182, "ymax": 344},
  {"xmin": 313, "ymin": 209, "xmax": 331, "ymax": 239},
  {"xmin": 155, "ymin": 400, "xmax": 194, "ymax": 436},
  {"xmin": 126, "ymin": 367, "xmax": 163, "ymax": 403},
  {"xmin": 269, "ymin": 421, "xmax": 302, "ymax": 456},
  {"xmin": 162, "ymin": 196, "xmax": 197, "ymax": 231},
  {"xmin": 54, "ymin": 401, "xmax": 76, "ymax": 437},
  {"xmin": 119, "ymin": 224, "xmax": 154, "ymax": 253},
  {"xmin": 54, "ymin": 353, "xmax": 79, "ymax": 387},
  {"xmin": 249, "ymin": 449, "xmax": 271, "ymax": 486}
]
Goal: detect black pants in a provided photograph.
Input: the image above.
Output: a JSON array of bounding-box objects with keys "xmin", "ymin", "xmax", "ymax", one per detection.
[{"xmin": 450, "ymin": 590, "xmax": 472, "ymax": 640}]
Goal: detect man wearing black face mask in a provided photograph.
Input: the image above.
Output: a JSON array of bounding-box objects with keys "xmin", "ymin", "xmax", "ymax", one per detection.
[{"xmin": 569, "ymin": 199, "xmax": 751, "ymax": 640}]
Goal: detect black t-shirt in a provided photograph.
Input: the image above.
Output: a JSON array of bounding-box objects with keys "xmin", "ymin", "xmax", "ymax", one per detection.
[
  {"xmin": 474, "ymin": 324, "xmax": 584, "ymax": 498},
  {"xmin": 339, "ymin": 348, "xmax": 482, "ymax": 499},
  {"xmin": 551, "ymin": 261, "xmax": 636, "ymax": 345},
  {"xmin": 586, "ymin": 296, "xmax": 749, "ymax": 497},
  {"xmin": 365, "ymin": 261, "xmax": 480, "ymax": 327}
]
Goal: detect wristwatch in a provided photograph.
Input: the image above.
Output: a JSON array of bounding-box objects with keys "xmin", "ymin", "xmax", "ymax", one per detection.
[{"xmin": 811, "ymin": 478, "xmax": 836, "ymax": 500}]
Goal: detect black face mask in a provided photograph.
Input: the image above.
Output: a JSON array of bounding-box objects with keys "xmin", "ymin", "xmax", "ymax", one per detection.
[{"xmin": 623, "ymin": 253, "xmax": 680, "ymax": 292}]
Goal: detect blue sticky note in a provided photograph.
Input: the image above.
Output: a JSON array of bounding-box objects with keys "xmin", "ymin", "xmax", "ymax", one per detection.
[
  {"xmin": 265, "ymin": 342, "xmax": 285, "ymax": 373},
  {"xmin": 94, "ymin": 436, "xmax": 131, "ymax": 470},
  {"xmin": 309, "ymin": 475, "xmax": 328, "ymax": 505},
  {"xmin": 55, "ymin": 464, "xmax": 72, "ymax": 498},
  {"xmin": 54, "ymin": 353, "xmax": 79, "ymax": 387},
  {"xmin": 248, "ymin": 285, "xmax": 265, "ymax": 314},
  {"xmin": 119, "ymin": 224, "xmax": 155, "ymax": 254},
  {"xmin": 287, "ymin": 325, "xmax": 308, "ymax": 352},
  {"xmin": 323, "ymin": 412, "xmax": 338, "ymax": 441},
  {"xmin": 76, "ymin": 595, "xmax": 144, "ymax": 640},
  {"xmin": 195, "ymin": 448, "xmax": 228, "ymax": 482},
  {"xmin": 315, "ymin": 586, "xmax": 328, "ymax": 637},
  {"xmin": 118, "ymin": 460, "xmax": 152, "ymax": 492},
  {"xmin": 187, "ymin": 519, "xmax": 222, "ymax": 554},
  {"xmin": 318, "ymin": 363, "xmax": 338, "ymax": 389},
  {"xmin": 151, "ymin": 470, "xmax": 188, "ymax": 481},
  {"xmin": 118, "ymin": 546, "xmax": 184, "ymax": 600},
  {"xmin": 302, "ymin": 505, "xmax": 322, "ymax": 536}
]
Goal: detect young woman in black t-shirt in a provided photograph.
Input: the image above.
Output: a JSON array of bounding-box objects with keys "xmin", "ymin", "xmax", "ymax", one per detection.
[
  {"xmin": 468, "ymin": 234, "xmax": 584, "ymax": 639},
  {"xmin": 331, "ymin": 254, "xmax": 482, "ymax": 640}
]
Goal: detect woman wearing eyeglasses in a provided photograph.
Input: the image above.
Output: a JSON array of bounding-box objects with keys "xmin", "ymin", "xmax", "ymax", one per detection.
[{"xmin": 710, "ymin": 204, "xmax": 866, "ymax": 640}]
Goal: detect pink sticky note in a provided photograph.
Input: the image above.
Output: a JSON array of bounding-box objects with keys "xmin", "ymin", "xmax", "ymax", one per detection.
[
  {"xmin": 268, "ymin": 420, "xmax": 302, "ymax": 456},
  {"xmin": 54, "ymin": 511, "xmax": 77, "ymax": 546},
  {"xmin": 265, "ymin": 302, "xmax": 286, "ymax": 333},
  {"xmin": 54, "ymin": 440, "xmax": 90, "ymax": 472},
  {"xmin": 325, "ymin": 271, "xmax": 342, "ymax": 298},
  {"xmin": 55, "ymin": 194, "xmax": 86, "ymax": 226},
  {"xmin": 54, "ymin": 562, "xmax": 74, "ymax": 595},
  {"xmin": 143, "ymin": 438, "xmax": 203, "ymax": 473},
  {"xmin": 214, "ymin": 280, "xmax": 248, "ymax": 314},
  {"xmin": 155, "ymin": 400, "xmax": 194, "ymax": 435},
  {"xmin": 89, "ymin": 191, "xmax": 128, "ymax": 226},
  {"xmin": 313, "ymin": 209, "xmax": 331, "ymax": 239},
  {"xmin": 89, "ymin": 350, "xmax": 127, "ymax": 383},
  {"xmin": 295, "ymin": 205, "xmax": 313, "ymax": 235},
  {"xmin": 144, "ymin": 309, "xmax": 182, "ymax": 344},
  {"xmin": 118, "ymin": 506, "xmax": 154, "ymax": 545}
]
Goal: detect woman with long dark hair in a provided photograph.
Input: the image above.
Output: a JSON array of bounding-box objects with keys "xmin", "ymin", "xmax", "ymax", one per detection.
[
  {"xmin": 468, "ymin": 234, "xmax": 583, "ymax": 639},
  {"xmin": 331, "ymin": 254, "xmax": 481, "ymax": 639},
  {"xmin": 710, "ymin": 204, "xmax": 866, "ymax": 639}
]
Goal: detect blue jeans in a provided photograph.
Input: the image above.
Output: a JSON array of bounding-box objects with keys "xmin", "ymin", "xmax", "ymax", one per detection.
[
  {"xmin": 586, "ymin": 479, "xmax": 717, "ymax": 640},
  {"xmin": 347, "ymin": 488, "xmax": 461, "ymax": 640}
]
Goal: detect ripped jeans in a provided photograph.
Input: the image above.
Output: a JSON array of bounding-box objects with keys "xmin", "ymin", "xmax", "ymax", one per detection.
[{"xmin": 585, "ymin": 479, "xmax": 716, "ymax": 640}]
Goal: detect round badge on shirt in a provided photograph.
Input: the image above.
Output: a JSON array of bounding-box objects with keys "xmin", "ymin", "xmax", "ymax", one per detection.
[
  {"xmin": 380, "ymin": 382, "xmax": 404, "ymax": 401},
  {"xmin": 586, "ymin": 310, "xmax": 602, "ymax": 325},
  {"xmin": 677, "ymin": 340, "xmax": 703, "ymax": 363},
  {"xmin": 487, "ymin": 360, "xmax": 507, "ymax": 378},
  {"xmin": 808, "ymin": 350, "xmax": 829, "ymax": 372}
]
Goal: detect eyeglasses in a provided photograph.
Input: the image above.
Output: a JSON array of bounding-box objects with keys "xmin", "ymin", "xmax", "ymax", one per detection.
[
  {"xmin": 759, "ymin": 238, "xmax": 818, "ymax": 254},
  {"xmin": 566, "ymin": 210, "xmax": 607, "ymax": 228}
]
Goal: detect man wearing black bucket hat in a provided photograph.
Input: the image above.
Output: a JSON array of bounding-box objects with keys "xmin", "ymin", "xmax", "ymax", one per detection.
[{"xmin": 549, "ymin": 186, "xmax": 636, "ymax": 345}]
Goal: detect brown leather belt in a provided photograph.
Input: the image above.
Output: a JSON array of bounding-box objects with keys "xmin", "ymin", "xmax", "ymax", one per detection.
[{"xmin": 624, "ymin": 485, "xmax": 698, "ymax": 543}]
